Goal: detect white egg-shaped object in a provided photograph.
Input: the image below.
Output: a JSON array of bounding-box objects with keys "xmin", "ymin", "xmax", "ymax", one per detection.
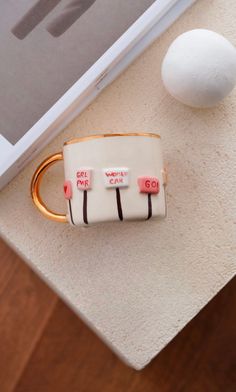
[{"xmin": 161, "ymin": 29, "xmax": 236, "ymax": 108}]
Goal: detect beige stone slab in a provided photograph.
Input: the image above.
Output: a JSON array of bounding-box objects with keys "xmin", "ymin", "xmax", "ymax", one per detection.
[{"xmin": 0, "ymin": 0, "xmax": 235, "ymax": 369}]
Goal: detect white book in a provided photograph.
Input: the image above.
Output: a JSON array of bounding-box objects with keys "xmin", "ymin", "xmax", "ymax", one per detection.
[{"xmin": 0, "ymin": 0, "xmax": 197, "ymax": 189}]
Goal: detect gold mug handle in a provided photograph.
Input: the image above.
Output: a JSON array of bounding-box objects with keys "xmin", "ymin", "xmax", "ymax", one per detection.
[{"xmin": 31, "ymin": 152, "xmax": 67, "ymax": 223}]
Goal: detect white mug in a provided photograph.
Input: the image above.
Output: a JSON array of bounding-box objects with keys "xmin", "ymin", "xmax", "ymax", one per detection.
[{"xmin": 31, "ymin": 133, "xmax": 167, "ymax": 226}]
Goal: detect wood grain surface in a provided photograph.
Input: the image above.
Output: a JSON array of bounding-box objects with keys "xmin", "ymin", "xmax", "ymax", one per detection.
[{"xmin": 0, "ymin": 237, "xmax": 235, "ymax": 392}]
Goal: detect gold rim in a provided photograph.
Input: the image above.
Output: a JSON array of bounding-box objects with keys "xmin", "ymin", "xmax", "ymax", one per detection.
[
  {"xmin": 64, "ymin": 132, "xmax": 160, "ymax": 146},
  {"xmin": 31, "ymin": 152, "xmax": 67, "ymax": 223}
]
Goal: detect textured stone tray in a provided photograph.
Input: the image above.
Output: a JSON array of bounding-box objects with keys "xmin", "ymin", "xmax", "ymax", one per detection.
[{"xmin": 0, "ymin": 0, "xmax": 235, "ymax": 370}]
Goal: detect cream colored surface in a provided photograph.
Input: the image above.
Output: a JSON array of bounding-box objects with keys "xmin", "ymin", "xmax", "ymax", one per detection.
[
  {"xmin": 0, "ymin": 0, "xmax": 235, "ymax": 370},
  {"xmin": 63, "ymin": 135, "xmax": 165, "ymax": 225}
]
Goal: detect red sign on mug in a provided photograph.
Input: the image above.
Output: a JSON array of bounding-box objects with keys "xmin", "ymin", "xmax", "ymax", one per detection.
[{"xmin": 138, "ymin": 176, "xmax": 160, "ymax": 194}]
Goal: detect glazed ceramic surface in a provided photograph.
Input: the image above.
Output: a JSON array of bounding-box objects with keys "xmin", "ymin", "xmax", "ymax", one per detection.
[{"xmin": 62, "ymin": 134, "xmax": 166, "ymax": 226}]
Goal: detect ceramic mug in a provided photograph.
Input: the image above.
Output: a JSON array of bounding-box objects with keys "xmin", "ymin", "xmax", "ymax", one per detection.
[{"xmin": 31, "ymin": 133, "xmax": 167, "ymax": 226}]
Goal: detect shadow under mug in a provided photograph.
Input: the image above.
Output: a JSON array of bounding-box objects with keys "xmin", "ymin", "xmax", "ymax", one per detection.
[{"xmin": 31, "ymin": 133, "xmax": 167, "ymax": 226}]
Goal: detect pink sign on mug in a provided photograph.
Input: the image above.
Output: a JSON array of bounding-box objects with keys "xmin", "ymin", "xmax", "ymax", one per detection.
[{"xmin": 76, "ymin": 169, "xmax": 92, "ymax": 190}]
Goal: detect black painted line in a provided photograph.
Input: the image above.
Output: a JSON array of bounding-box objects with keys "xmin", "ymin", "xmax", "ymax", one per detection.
[
  {"xmin": 68, "ymin": 199, "xmax": 75, "ymax": 225},
  {"xmin": 83, "ymin": 190, "xmax": 88, "ymax": 225},
  {"xmin": 147, "ymin": 193, "xmax": 152, "ymax": 220},
  {"xmin": 116, "ymin": 188, "xmax": 123, "ymax": 221}
]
